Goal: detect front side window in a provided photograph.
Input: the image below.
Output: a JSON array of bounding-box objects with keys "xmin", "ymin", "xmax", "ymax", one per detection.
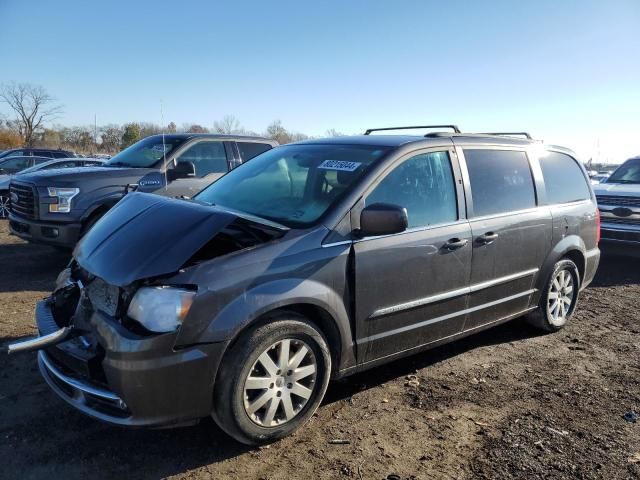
[
  {"xmin": 195, "ymin": 144, "xmax": 389, "ymax": 227},
  {"xmin": 43, "ymin": 161, "xmax": 81, "ymax": 170},
  {"xmin": 539, "ymin": 152, "xmax": 590, "ymax": 203},
  {"xmin": 465, "ymin": 149, "xmax": 536, "ymax": 217},
  {"xmin": 607, "ymin": 158, "xmax": 640, "ymax": 184},
  {"xmin": 365, "ymin": 151, "xmax": 458, "ymax": 228},
  {"xmin": 175, "ymin": 141, "xmax": 227, "ymax": 177}
]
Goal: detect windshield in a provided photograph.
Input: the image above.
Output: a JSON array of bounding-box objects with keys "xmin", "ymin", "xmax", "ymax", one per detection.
[
  {"xmin": 607, "ymin": 159, "xmax": 640, "ymax": 184},
  {"xmin": 105, "ymin": 136, "xmax": 187, "ymax": 168},
  {"xmin": 195, "ymin": 144, "xmax": 389, "ymax": 227},
  {"xmin": 0, "ymin": 150, "xmax": 19, "ymax": 159}
]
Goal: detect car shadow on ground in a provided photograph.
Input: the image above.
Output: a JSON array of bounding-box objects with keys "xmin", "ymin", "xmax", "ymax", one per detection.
[
  {"xmin": 589, "ymin": 251, "xmax": 640, "ymax": 287},
  {"xmin": 0, "ymin": 242, "xmax": 69, "ymax": 293}
]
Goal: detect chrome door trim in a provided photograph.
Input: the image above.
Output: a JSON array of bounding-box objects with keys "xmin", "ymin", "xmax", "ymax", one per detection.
[{"xmin": 370, "ymin": 268, "xmax": 538, "ymax": 319}]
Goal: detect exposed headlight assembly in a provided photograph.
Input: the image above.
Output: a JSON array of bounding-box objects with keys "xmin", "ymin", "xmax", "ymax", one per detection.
[
  {"xmin": 127, "ymin": 287, "xmax": 195, "ymax": 333},
  {"xmin": 47, "ymin": 187, "xmax": 80, "ymax": 213}
]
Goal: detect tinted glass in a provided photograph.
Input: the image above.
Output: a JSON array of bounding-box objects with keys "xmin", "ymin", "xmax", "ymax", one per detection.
[
  {"xmin": 465, "ymin": 149, "xmax": 536, "ymax": 216},
  {"xmin": 196, "ymin": 144, "xmax": 389, "ymax": 227},
  {"xmin": 106, "ymin": 136, "xmax": 187, "ymax": 168},
  {"xmin": 0, "ymin": 150, "xmax": 24, "ymax": 158},
  {"xmin": 237, "ymin": 142, "xmax": 272, "ymax": 162},
  {"xmin": 539, "ymin": 152, "xmax": 591, "ymax": 203},
  {"xmin": 607, "ymin": 158, "xmax": 640, "ymax": 184},
  {"xmin": 43, "ymin": 161, "xmax": 80, "ymax": 169},
  {"xmin": 365, "ymin": 151, "xmax": 457, "ymax": 228},
  {"xmin": 0, "ymin": 157, "xmax": 31, "ymax": 171},
  {"xmin": 34, "ymin": 151, "xmax": 54, "ymax": 158},
  {"xmin": 176, "ymin": 141, "xmax": 227, "ymax": 176}
]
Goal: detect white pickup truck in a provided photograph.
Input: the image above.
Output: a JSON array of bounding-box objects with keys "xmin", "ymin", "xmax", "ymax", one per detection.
[{"xmin": 593, "ymin": 156, "xmax": 640, "ymax": 250}]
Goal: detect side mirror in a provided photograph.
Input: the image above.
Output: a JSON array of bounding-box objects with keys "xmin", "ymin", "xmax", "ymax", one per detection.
[
  {"xmin": 359, "ymin": 203, "xmax": 408, "ymax": 237},
  {"xmin": 167, "ymin": 161, "xmax": 196, "ymax": 181}
]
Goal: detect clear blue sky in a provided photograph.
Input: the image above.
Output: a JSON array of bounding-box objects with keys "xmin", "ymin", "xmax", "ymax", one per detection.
[{"xmin": 1, "ymin": 0, "xmax": 639, "ymax": 161}]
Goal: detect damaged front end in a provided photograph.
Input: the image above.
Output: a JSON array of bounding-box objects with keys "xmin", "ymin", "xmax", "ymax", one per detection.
[{"xmin": 7, "ymin": 192, "xmax": 288, "ymax": 426}]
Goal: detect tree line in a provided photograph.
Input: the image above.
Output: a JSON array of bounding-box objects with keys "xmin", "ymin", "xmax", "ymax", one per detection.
[{"xmin": 0, "ymin": 82, "xmax": 344, "ymax": 154}]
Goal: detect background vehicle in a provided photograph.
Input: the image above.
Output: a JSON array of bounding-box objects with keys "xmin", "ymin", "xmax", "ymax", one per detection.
[
  {"xmin": 0, "ymin": 155, "xmax": 54, "ymax": 175},
  {"xmin": 0, "ymin": 157, "xmax": 105, "ymax": 218},
  {"xmin": 594, "ymin": 156, "xmax": 640, "ymax": 251},
  {"xmin": 10, "ymin": 127, "xmax": 600, "ymax": 445},
  {"xmin": 590, "ymin": 173, "xmax": 609, "ymax": 185},
  {"xmin": 7, "ymin": 133, "xmax": 277, "ymax": 247},
  {"xmin": 0, "ymin": 148, "xmax": 76, "ymax": 159}
]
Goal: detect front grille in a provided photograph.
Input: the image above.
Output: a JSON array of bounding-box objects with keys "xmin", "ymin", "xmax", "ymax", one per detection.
[
  {"xmin": 601, "ymin": 217, "xmax": 640, "ymax": 226},
  {"xmin": 596, "ymin": 195, "xmax": 640, "ymax": 208},
  {"xmin": 601, "ymin": 229, "xmax": 640, "ymax": 243},
  {"xmin": 9, "ymin": 182, "xmax": 37, "ymax": 219}
]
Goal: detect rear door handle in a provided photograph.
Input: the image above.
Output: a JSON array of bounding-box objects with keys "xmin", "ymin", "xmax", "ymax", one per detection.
[
  {"xmin": 477, "ymin": 232, "xmax": 499, "ymax": 245},
  {"xmin": 443, "ymin": 238, "xmax": 469, "ymax": 250}
]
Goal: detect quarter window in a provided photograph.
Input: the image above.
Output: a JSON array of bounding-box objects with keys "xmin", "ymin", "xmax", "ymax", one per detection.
[
  {"xmin": 465, "ymin": 149, "xmax": 536, "ymax": 217},
  {"xmin": 175, "ymin": 141, "xmax": 228, "ymax": 177},
  {"xmin": 365, "ymin": 151, "xmax": 458, "ymax": 228},
  {"xmin": 540, "ymin": 152, "xmax": 590, "ymax": 204}
]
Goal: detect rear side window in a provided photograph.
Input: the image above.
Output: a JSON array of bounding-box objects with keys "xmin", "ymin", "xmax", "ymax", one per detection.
[
  {"xmin": 465, "ymin": 149, "xmax": 536, "ymax": 217},
  {"xmin": 237, "ymin": 142, "xmax": 272, "ymax": 162},
  {"xmin": 539, "ymin": 152, "xmax": 590, "ymax": 204}
]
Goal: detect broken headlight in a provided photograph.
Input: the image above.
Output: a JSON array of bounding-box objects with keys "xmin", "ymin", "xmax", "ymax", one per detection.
[{"xmin": 127, "ymin": 287, "xmax": 195, "ymax": 333}]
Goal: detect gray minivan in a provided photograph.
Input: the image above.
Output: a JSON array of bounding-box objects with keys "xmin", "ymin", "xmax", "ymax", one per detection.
[{"xmin": 10, "ymin": 126, "xmax": 600, "ymax": 444}]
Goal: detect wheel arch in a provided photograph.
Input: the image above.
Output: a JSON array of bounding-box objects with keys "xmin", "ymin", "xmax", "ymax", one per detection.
[{"xmin": 534, "ymin": 235, "xmax": 587, "ymax": 303}]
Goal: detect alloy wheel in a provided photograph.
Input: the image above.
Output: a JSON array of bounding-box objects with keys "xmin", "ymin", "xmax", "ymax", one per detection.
[
  {"xmin": 243, "ymin": 338, "xmax": 317, "ymax": 427},
  {"xmin": 0, "ymin": 195, "xmax": 10, "ymax": 219},
  {"xmin": 547, "ymin": 269, "xmax": 575, "ymax": 325}
]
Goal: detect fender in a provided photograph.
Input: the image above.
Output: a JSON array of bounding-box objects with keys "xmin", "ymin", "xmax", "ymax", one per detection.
[
  {"xmin": 192, "ymin": 278, "xmax": 356, "ymax": 371},
  {"xmin": 80, "ymin": 193, "xmax": 124, "ymax": 223},
  {"xmin": 532, "ymin": 234, "xmax": 586, "ymax": 304}
]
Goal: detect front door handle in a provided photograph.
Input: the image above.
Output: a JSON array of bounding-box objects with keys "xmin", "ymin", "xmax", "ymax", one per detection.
[
  {"xmin": 443, "ymin": 238, "xmax": 469, "ymax": 250},
  {"xmin": 477, "ymin": 232, "xmax": 499, "ymax": 245}
]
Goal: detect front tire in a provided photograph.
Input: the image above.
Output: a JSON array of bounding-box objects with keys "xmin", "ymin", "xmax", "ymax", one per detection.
[
  {"xmin": 527, "ymin": 259, "xmax": 580, "ymax": 332},
  {"xmin": 213, "ymin": 314, "xmax": 331, "ymax": 445}
]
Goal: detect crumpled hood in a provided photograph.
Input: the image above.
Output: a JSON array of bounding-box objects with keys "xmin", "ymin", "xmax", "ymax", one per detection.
[
  {"xmin": 74, "ymin": 192, "xmax": 237, "ymax": 286},
  {"xmin": 594, "ymin": 182, "xmax": 640, "ymax": 196}
]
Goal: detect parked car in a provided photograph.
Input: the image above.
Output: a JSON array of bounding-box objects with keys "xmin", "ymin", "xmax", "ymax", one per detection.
[
  {"xmin": 0, "ymin": 148, "xmax": 76, "ymax": 160},
  {"xmin": 8, "ymin": 127, "xmax": 600, "ymax": 445},
  {"xmin": 0, "ymin": 157, "xmax": 105, "ymax": 218},
  {"xmin": 0, "ymin": 155, "xmax": 54, "ymax": 175},
  {"xmin": 7, "ymin": 134, "xmax": 277, "ymax": 247},
  {"xmin": 593, "ymin": 156, "xmax": 640, "ymax": 249}
]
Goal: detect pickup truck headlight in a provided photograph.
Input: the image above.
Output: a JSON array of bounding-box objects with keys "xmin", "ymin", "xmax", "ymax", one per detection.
[
  {"xmin": 47, "ymin": 187, "xmax": 79, "ymax": 213},
  {"xmin": 127, "ymin": 287, "xmax": 195, "ymax": 333}
]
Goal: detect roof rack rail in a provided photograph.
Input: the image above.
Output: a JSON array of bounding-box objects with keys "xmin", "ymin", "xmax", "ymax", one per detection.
[
  {"xmin": 478, "ymin": 132, "xmax": 533, "ymax": 140},
  {"xmin": 364, "ymin": 125, "xmax": 461, "ymax": 135}
]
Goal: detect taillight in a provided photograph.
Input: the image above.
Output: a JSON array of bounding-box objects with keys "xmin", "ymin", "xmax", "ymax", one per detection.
[{"xmin": 596, "ymin": 208, "xmax": 601, "ymax": 245}]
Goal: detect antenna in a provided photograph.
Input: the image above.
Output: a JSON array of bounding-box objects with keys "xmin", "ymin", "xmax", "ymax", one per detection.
[{"xmin": 160, "ymin": 100, "xmax": 167, "ymax": 191}]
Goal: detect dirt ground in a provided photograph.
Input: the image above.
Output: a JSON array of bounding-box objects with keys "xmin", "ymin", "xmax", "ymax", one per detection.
[{"xmin": 0, "ymin": 222, "xmax": 639, "ymax": 480}]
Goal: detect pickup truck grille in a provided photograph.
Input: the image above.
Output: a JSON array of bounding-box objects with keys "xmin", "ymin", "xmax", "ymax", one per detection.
[
  {"xmin": 9, "ymin": 182, "xmax": 37, "ymax": 219},
  {"xmin": 602, "ymin": 217, "xmax": 640, "ymax": 226},
  {"xmin": 596, "ymin": 195, "xmax": 640, "ymax": 208}
]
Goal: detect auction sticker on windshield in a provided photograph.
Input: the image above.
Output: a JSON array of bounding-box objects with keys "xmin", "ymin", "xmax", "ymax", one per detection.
[{"xmin": 318, "ymin": 160, "xmax": 361, "ymax": 172}]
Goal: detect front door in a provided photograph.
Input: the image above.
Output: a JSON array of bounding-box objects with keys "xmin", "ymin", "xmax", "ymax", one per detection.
[
  {"xmin": 162, "ymin": 140, "xmax": 230, "ymax": 197},
  {"xmin": 459, "ymin": 147, "xmax": 552, "ymax": 331},
  {"xmin": 354, "ymin": 149, "xmax": 472, "ymax": 363}
]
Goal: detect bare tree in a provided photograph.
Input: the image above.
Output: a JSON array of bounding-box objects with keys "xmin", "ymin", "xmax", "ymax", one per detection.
[
  {"xmin": 0, "ymin": 82, "xmax": 62, "ymax": 146},
  {"xmin": 213, "ymin": 115, "xmax": 244, "ymax": 134}
]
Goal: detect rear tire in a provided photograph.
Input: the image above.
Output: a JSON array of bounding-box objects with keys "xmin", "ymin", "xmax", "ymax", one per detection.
[
  {"xmin": 526, "ymin": 259, "xmax": 580, "ymax": 332},
  {"xmin": 212, "ymin": 314, "xmax": 331, "ymax": 445}
]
